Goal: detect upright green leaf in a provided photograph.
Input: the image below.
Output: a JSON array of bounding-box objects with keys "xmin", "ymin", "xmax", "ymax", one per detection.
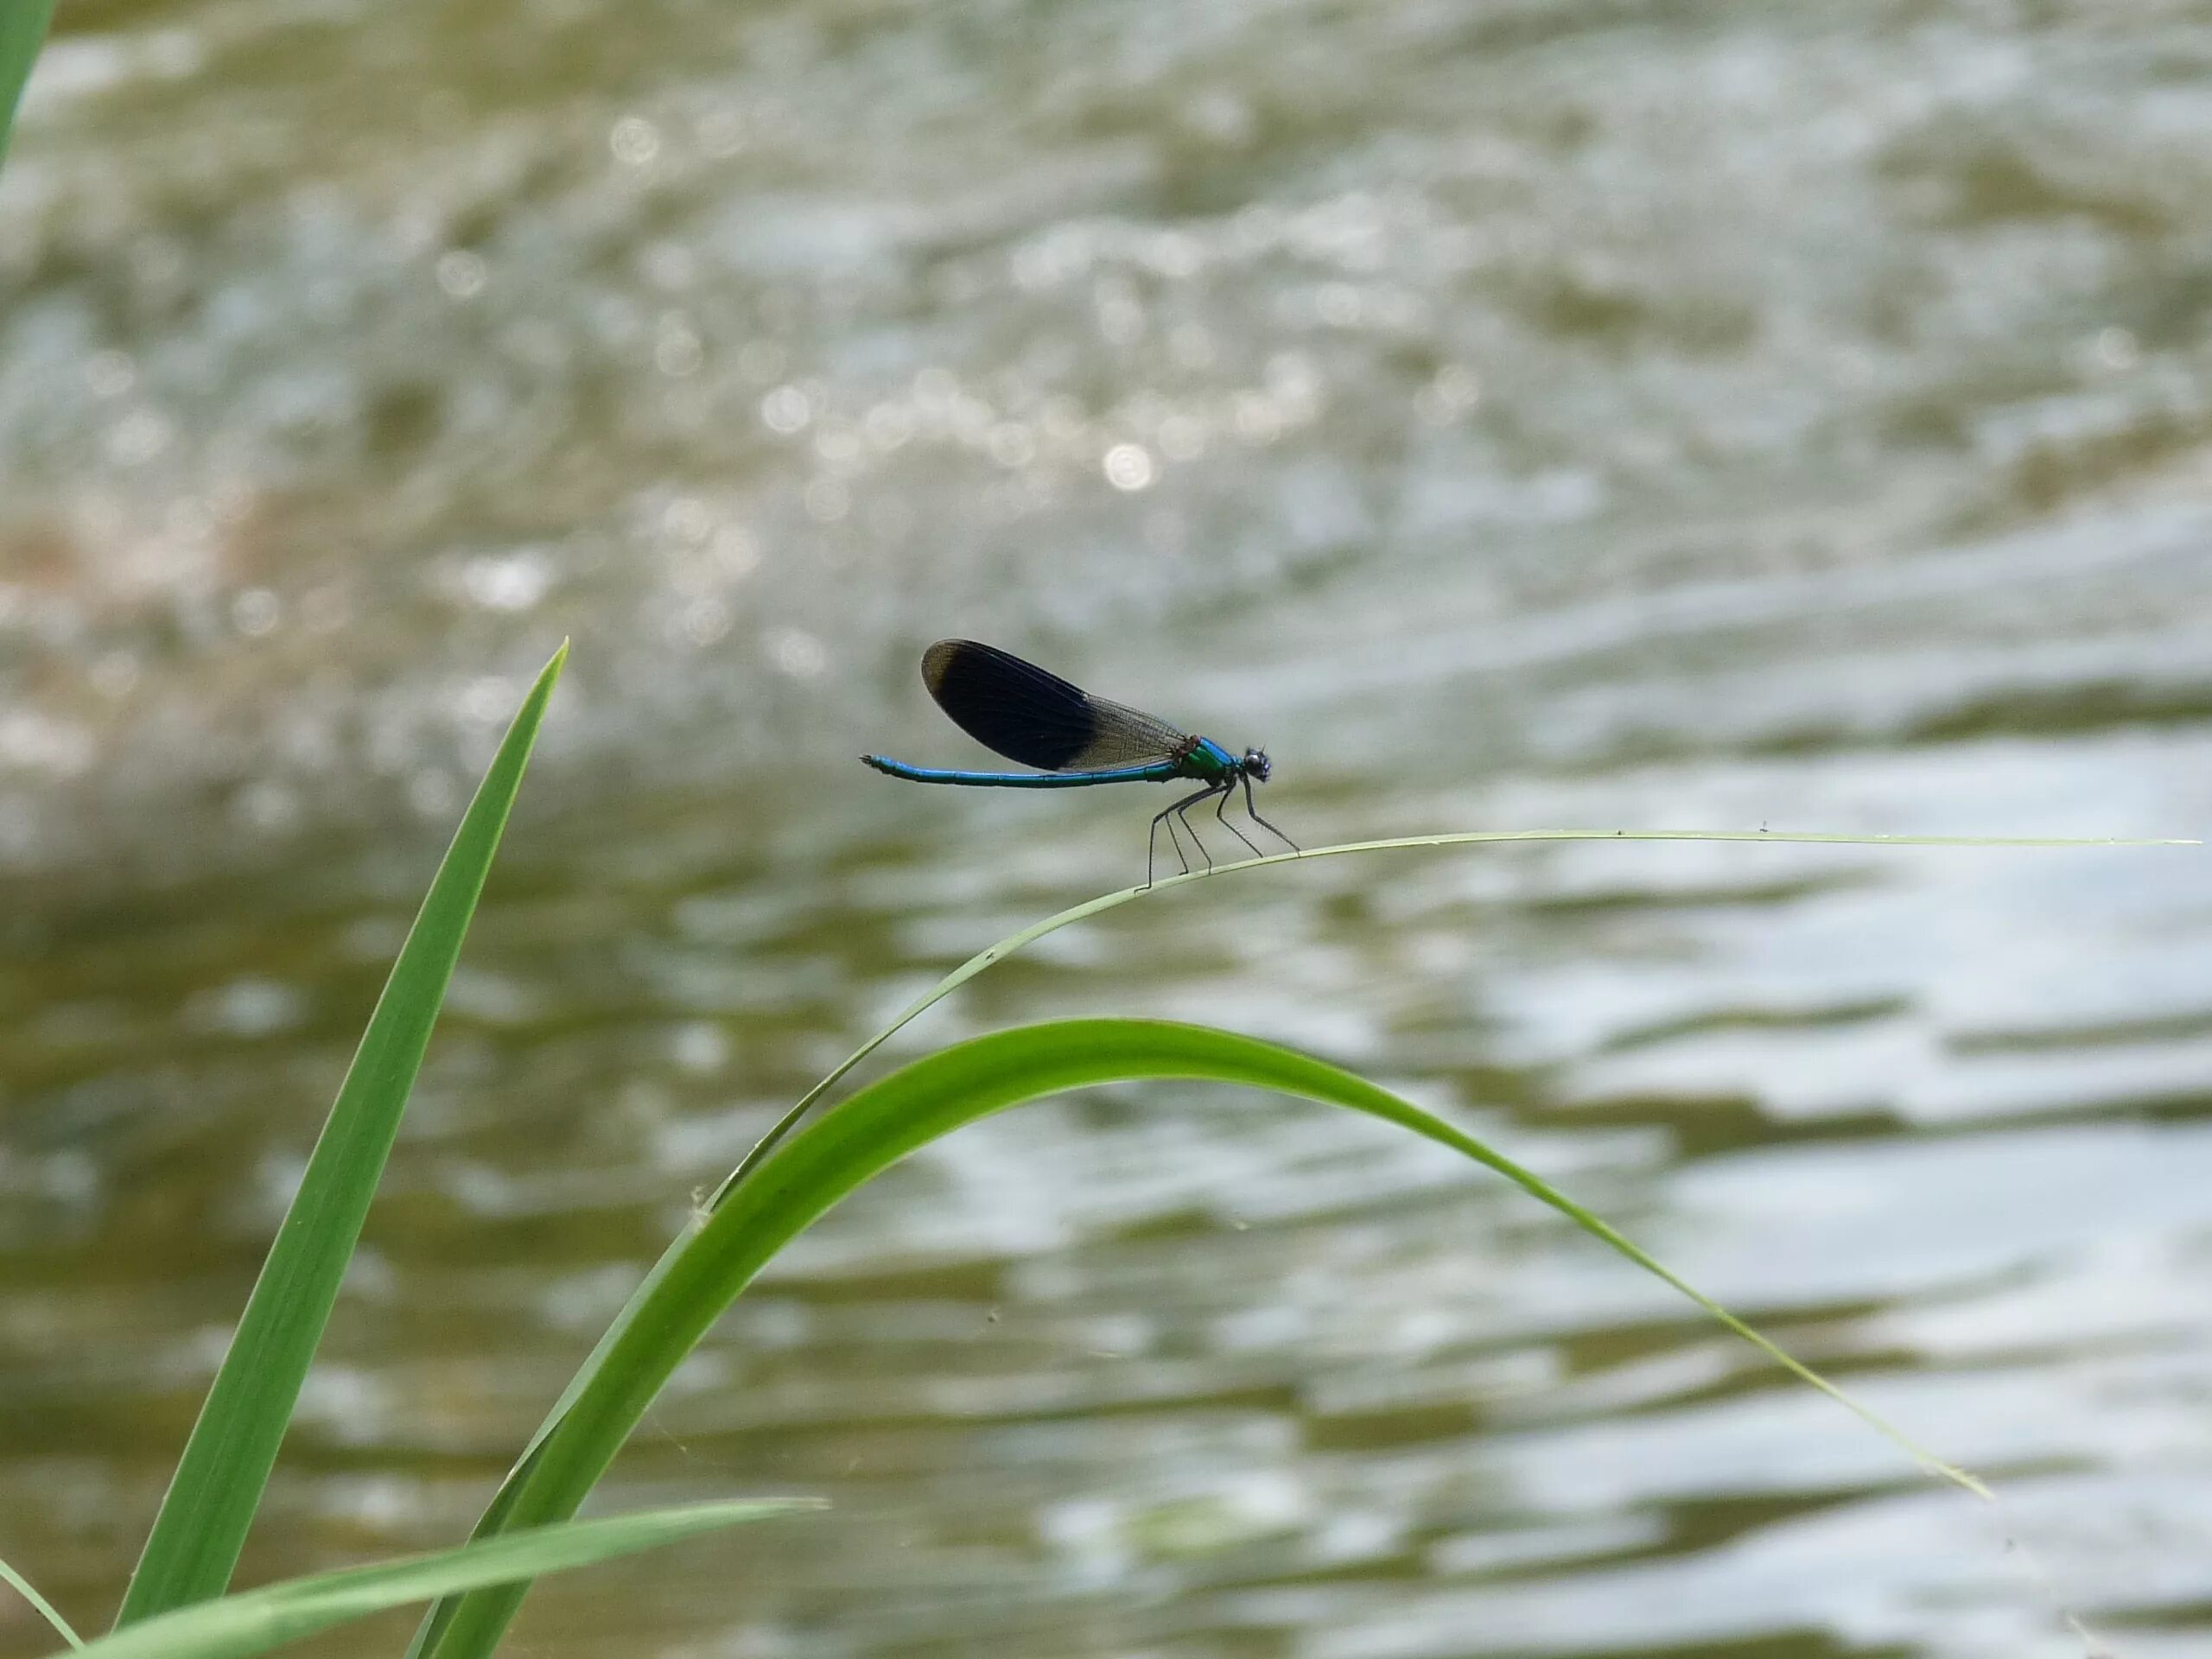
[
  {"xmin": 417, "ymin": 1016, "xmax": 1967, "ymax": 1659},
  {"xmin": 72, "ymin": 1501, "xmax": 811, "ymax": 1659},
  {"xmin": 118, "ymin": 645, "xmax": 569, "ymax": 1626},
  {"xmin": 0, "ymin": 0, "xmax": 55, "ymax": 168}
]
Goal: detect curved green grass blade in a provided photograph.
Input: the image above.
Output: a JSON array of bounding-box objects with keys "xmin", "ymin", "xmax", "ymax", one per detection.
[
  {"xmin": 117, "ymin": 644, "xmax": 569, "ymax": 1628},
  {"xmin": 715, "ymin": 827, "xmax": 2196, "ymax": 1204},
  {"xmin": 68, "ymin": 1500, "xmax": 811, "ymax": 1659},
  {"xmin": 418, "ymin": 823, "xmax": 2190, "ymax": 1656},
  {"xmin": 0, "ymin": 0, "xmax": 54, "ymax": 168},
  {"xmin": 417, "ymin": 1016, "xmax": 1977, "ymax": 1659},
  {"xmin": 3, "ymin": 1554, "xmax": 81, "ymax": 1650}
]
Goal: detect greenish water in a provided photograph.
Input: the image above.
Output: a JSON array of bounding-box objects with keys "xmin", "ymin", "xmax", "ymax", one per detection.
[{"xmin": 3, "ymin": 1, "xmax": 2211, "ymax": 1655}]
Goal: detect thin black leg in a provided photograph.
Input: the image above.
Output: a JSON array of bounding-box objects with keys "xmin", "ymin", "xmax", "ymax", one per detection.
[
  {"xmin": 1146, "ymin": 806, "xmax": 1182, "ymax": 889},
  {"xmin": 1176, "ymin": 795, "xmax": 1211, "ymax": 872},
  {"xmin": 1242, "ymin": 772, "xmax": 1298, "ymax": 853},
  {"xmin": 1147, "ymin": 788, "xmax": 1208, "ymax": 887},
  {"xmin": 1213, "ymin": 784, "xmax": 1263, "ymax": 859},
  {"xmin": 1156, "ymin": 784, "xmax": 1220, "ymax": 879},
  {"xmin": 1164, "ymin": 804, "xmax": 1196, "ymax": 875}
]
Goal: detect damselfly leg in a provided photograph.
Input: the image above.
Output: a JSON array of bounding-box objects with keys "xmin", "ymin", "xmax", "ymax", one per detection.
[
  {"xmin": 1242, "ymin": 772, "xmax": 1298, "ymax": 854},
  {"xmin": 1212, "ymin": 785, "xmax": 1263, "ymax": 859}
]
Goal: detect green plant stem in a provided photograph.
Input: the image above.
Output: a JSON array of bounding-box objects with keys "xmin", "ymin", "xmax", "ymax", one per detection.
[{"xmin": 2, "ymin": 1554, "xmax": 81, "ymax": 1650}]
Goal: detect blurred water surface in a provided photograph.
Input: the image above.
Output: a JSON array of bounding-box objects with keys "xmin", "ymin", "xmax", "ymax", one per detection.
[{"xmin": 3, "ymin": 0, "xmax": 2212, "ymax": 1655}]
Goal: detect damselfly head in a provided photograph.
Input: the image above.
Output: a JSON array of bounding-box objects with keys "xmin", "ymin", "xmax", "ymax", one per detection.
[{"xmin": 1243, "ymin": 747, "xmax": 1272, "ymax": 782}]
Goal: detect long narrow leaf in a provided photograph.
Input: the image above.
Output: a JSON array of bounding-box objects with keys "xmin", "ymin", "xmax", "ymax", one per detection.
[
  {"xmin": 417, "ymin": 824, "xmax": 2190, "ymax": 1657},
  {"xmin": 416, "ymin": 1016, "xmax": 1975, "ymax": 1659},
  {"xmin": 70, "ymin": 1500, "xmax": 811, "ymax": 1659},
  {"xmin": 118, "ymin": 645, "xmax": 569, "ymax": 1626},
  {"xmin": 0, "ymin": 0, "xmax": 54, "ymax": 168}
]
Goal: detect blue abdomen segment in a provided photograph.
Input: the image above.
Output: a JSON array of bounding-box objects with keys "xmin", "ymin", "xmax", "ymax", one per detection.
[{"xmin": 862, "ymin": 755, "xmax": 1183, "ymax": 787}]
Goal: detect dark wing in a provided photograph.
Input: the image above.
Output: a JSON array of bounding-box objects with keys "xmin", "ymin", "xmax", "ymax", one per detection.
[{"xmin": 921, "ymin": 639, "xmax": 1189, "ymax": 771}]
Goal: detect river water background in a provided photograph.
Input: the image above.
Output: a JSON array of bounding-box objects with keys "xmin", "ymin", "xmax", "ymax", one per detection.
[{"xmin": 3, "ymin": 2, "xmax": 2212, "ymax": 1656}]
